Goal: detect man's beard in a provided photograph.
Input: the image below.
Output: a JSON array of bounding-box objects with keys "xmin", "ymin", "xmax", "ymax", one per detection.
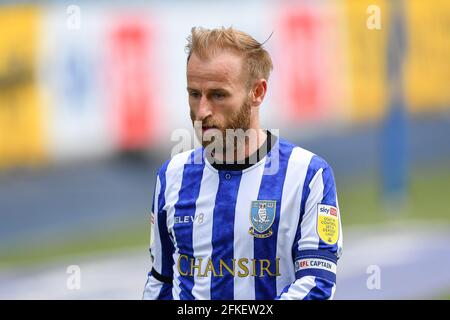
[{"xmin": 191, "ymin": 98, "xmax": 252, "ymax": 159}]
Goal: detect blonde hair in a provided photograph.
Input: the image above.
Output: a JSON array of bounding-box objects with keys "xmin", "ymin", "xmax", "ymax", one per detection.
[{"xmin": 186, "ymin": 26, "xmax": 273, "ymax": 87}]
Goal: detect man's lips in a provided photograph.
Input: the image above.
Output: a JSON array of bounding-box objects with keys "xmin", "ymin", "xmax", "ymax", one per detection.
[{"xmin": 202, "ymin": 126, "xmax": 217, "ymax": 133}]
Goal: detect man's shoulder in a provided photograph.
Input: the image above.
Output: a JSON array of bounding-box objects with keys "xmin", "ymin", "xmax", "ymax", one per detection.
[
  {"xmin": 277, "ymin": 136, "xmax": 333, "ymax": 173},
  {"xmin": 156, "ymin": 148, "xmax": 200, "ymax": 177}
]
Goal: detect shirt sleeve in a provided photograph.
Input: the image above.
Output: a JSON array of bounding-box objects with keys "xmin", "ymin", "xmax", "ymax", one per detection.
[
  {"xmin": 143, "ymin": 164, "xmax": 175, "ymax": 300},
  {"xmin": 277, "ymin": 156, "xmax": 343, "ymax": 300}
]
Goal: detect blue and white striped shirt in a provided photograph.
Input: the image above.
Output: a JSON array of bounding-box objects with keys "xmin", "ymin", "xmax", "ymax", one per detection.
[{"xmin": 143, "ymin": 135, "xmax": 343, "ymax": 300}]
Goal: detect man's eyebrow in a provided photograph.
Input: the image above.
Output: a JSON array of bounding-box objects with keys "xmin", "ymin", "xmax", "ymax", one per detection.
[
  {"xmin": 208, "ymin": 88, "xmax": 230, "ymax": 93},
  {"xmin": 186, "ymin": 87, "xmax": 230, "ymax": 93}
]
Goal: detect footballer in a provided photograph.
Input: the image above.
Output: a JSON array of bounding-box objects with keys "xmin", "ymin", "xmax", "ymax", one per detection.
[{"xmin": 143, "ymin": 26, "xmax": 343, "ymax": 300}]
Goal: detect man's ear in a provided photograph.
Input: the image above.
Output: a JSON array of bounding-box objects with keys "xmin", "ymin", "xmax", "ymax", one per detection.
[{"xmin": 250, "ymin": 79, "xmax": 267, "ymax": 107}]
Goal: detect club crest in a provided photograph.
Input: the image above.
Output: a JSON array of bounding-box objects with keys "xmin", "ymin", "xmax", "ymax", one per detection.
[{"xmin": 249, "ymin": 200, "xmax": 276, "ymax": 238}]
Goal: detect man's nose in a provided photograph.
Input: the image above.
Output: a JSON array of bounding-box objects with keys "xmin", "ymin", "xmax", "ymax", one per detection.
[{"xmin": 196, "ymin": 96, "xmax": 212, "ymax": 121}]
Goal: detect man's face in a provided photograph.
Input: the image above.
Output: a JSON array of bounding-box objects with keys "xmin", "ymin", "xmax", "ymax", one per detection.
[{"xmin": 187, "ymin": 51, "xmax": 252, "ymax": 149}]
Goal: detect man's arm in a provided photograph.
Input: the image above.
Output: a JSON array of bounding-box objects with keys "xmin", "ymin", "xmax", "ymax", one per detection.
[
  {"xmin": 278, "ymin": 157, "xmax": 343, "ymax": 300},
  {"xmin": 143, "ymin": 165, "xmax": 175, "ymax": 300}
]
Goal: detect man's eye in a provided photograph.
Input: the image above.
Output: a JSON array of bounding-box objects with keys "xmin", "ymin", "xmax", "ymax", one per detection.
[
  {"xmin": 213, "ymin": 93, "xmax": 225, "ymax": 100},
  {"xmin": 189, "ymin": 91, "xmax": 200, "ymax": 98}
]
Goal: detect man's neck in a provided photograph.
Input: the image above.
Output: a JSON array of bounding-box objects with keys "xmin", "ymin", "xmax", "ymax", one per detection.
[
  {"xmin": 212, "ymin": 128, "xmax": 265, "ymax": 162},
  {"xmin": 209, "ymin": 129, "xmax": 275, "ymax": 171}
]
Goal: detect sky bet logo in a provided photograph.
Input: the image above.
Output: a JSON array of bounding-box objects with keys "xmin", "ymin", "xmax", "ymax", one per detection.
[{"xmin": 319, "ymin": 205, "xmax": 337, "ymax": 217}]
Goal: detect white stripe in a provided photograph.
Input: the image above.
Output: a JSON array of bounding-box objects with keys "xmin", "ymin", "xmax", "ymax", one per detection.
[
  {"xmin": 276, "ymin": 147, "xmax": 314, "ymax": 295},
  {"xmin": 328, "ymin": 283, "xmax": 336, "ymax": 300},
  {"xmin": 191, "ymin": 166, "xmax": 220, "ymax": 299},
  {"xmin": 162, "ymin": 150, "xmax": 193, "ymax": 300},
  {"xmin": 143, "ymin": 276, "xmax": 163, "ymax": 300},
  {"xmin": 298, "ymin": 168, "xmax": 324, "ymax": 251},
  {"xmin": 233, "ymin": 159, "xmax": 266, "ymax": 300},
  {"xmin": 278, "ymin": 276, "xmax": 317, "ymax": 300}
]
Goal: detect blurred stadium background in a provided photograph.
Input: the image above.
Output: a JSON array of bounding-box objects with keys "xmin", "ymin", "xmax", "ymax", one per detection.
[{"xmin": 0, "ymin": 0, "xmax": 449, "ymax": 299}]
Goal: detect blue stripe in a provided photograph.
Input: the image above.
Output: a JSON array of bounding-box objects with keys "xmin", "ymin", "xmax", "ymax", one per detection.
[
  {"xmin": 210, "ymin": 170, "xmax": 242, "ymax": 300},
  {"xmin": 295, "ymin": 249, "xmax": 338, "ymax": 263},
  {"xmin": 295, "ymin": 268, "xmax": 336, "ymax": 283},
  {"xmin": 157, "ymin": 282, "xmax": 174, "ymax": 300},
  {"xmin": 303, "ymin": 278, "xmax": 334, "ymax": 300},
  {"xmin": 254, "ymin": 139, "xmax": 294, "ymax": 300},
  {"xmin": 157, "ymin": 160, "xmax": 174, "ymax": 278},
  {"xmin": 173, "ymin": 150, "xmax": 205, "ymax": 300}
]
